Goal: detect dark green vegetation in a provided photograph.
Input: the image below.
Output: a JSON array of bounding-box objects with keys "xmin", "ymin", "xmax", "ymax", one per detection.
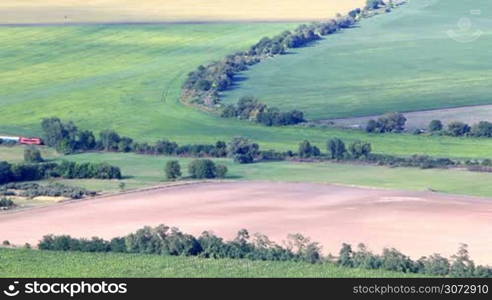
[
  {"xmin": 184, "ymin": 13, "xmax": 358, "ymax": 107},
  {"xmin": 188, "ymin": 159, "xmax": 228, "ymax": 179},
  {"xmin": 0, "ymin": 198, "xmax": 15, "ymax": 209},
  {"xmin": 0, "ymin": 159, "xmax": 121, "ymax": 184},
  {"xmin": 0, "ymin": 248, "xmax": 421, "ymax": 278},
  {"xmin": 221, "ymin": 96, "xmax": 305, "ymax": 126},
  {"xmin": 0, "ymin": 182, "xmax": 96, "ymax": 200},
  {"xmin": 223, "ymin": 0, "xmax": 492, "ymax": 121},
  {"xmin": 165, "ymin": 159, "xmax": 227, "ymax": 180},
  {"xmin": 36, "ymin": 225, "xmax": 492, "ymax": 277}
]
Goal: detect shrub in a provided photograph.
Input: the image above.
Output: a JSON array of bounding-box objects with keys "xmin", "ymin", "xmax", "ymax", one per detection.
[
  {"xmin": 227, "ymin": 137, "xmax": 260, "ymax": 164},
  {"xmin": 0, "ymin": 161, "xmax": 13, "ymax": 184},
  {"xmin": 188, "ymin": 159, "xmax": 217, "ymax": 179},
  {"xmin": 215, "ymin": 165, "xmax": 228, "ymax": 179},
  {"xmin": 298, "ymin": 140, "xmax": 321, "ymax": 158},
  {"xmin": 165, "ymin": 160, "xmax": 181, "ymax": 180},
  {"xmin": 348, "ymin": 141, "xmax": 372, "ymax": 159},
  {"xmin": 447, "ymin": 122, "xmax": 471, "ymax": 137},
  {"xmin": 24, "ymin": 147, "xmax": 43, "ymax": 163},
  {"xmin": 471, "ymin": 121, "xmax": 492, "ymax": 137},
  {"xmin": 366, "ymin": 113, "xmax": 407, "ymax": 133},
  {"xmin": 327, "ymin": 138, "xmax": 346, "ymax": 160},
  {"xmin": 428, "ymin": 120, "xmax": 443, "ymax": 132},
  {"xmin": 0, "ymin": 198, "xmax": 15, "ymax": 209}
]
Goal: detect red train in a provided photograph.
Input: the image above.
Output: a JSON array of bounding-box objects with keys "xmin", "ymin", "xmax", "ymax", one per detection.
[
  {"xmin": 20, "ymin": 137, "xmax": 43, "ymax": 145},
  {"xmin": 0, "ymin": 136, "xmax": 43, "ymax": 145}
]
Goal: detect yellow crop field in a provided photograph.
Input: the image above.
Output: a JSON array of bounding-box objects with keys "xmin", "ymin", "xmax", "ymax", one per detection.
[{"xmin": 0, "ymin": 0, "xmax": 365, "ymax": 24}]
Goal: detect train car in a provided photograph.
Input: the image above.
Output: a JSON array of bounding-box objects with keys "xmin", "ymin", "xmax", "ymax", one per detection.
[
  {"xmin": 19, "ymin": 137, "xmax": 43, "ymax": 145},
  {"xmin": 0, "ymin": 136, "xmax": 20, "ymax": 142}
]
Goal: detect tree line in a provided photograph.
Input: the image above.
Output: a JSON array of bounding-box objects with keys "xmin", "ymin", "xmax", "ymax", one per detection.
[
  {"xmin": 364, "ymin": 112, "xmax": 492, "ymax": 139},
  {"xmin": 35, "ymin": 224, "xmax": 492, "ymax": 277},
  {"xmin": 180, "ymin": 3, "xmax": 393, "ymax": 111},
  {"xmin": 0, "ymin": 160, "xmax": 121, "ymax": 185},
  {"xmin": 36, "ymin": 118, "xmax": 473, "ymax": 171}
]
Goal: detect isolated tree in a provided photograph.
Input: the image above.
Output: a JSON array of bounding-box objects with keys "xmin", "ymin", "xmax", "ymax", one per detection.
[
  {"xmin": 188, "ymin": 159, "xmax": 216, "ymax": 179},
  {"xmin": 24, "ymin": 147, "xmax": 43, "ymax": 163},
  {"xmin": 327, "ymin": 138, "xmax": 346, "ymax": 160},
  {"xmin": 348, "ymin": 141, "xmax": 372, "ymax": 159},
  {"xmin": 165, "ymin": 160, "xmax": 182, "ymax": 180},
  {"xmin": 428, "ymin": 120, "xmax": 443, "ymax": 132}
]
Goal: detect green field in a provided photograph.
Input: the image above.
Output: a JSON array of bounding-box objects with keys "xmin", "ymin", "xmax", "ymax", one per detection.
[
  {"xmin": 0, "ymin": 248, "xmax": 421, "ymax": 278},
  {"xmin": 55, "ymin": 152, "xmax": 492, "ymax": 198},
  {"xmin": 2, "ymin": 22, "xmax": 492, "ymax": 160},
  {"xmin": 223, "ymin": 0, "xmax": 492, "ymax": 120},
  {"xmin": 0, "ymin": 144, "xmax": 489, "ymax": 197},
  {"xmin": 4, "ymin": 146, "xmax": 492, "ymax": 197}
]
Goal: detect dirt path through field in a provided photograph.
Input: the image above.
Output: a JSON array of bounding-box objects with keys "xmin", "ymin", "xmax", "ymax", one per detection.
[{"xmin": 1, "ymin": 181, "xmax": 491, "ymax": 264}]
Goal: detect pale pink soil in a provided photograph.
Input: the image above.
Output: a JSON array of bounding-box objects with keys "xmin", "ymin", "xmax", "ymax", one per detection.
[{"xmin": 1, "ymin": 182, "xmax": 491, "ymax": 264}]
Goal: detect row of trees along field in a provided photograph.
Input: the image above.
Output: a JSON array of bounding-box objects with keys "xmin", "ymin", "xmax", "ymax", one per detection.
[
  {"xmin": 0, "ymin": 159, "xmax": 121, "ymax": 185},
  {"xmin": 37, "ymin": 117, "xmax": 492, "ymax": 172},
  {"xmin": 37, "ymin": 118, "xmax": 469, "ymax": 170},
  {"xmin": 35, "ymin": 224, "xmax": 492, "ymax": 277},
  {"xmin": 365, "ymin": 113, "xmax": 492, "ymax": 138},
  {"xmin": 182, "ymin": 0, "xmax": 400, "ymax": 128}
]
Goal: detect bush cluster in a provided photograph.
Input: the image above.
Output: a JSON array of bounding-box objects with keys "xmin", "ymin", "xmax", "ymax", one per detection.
[
  {"xmin": 338, "ymin": 243, "xmax": 491, "ymax": 277},
  {"xmin": 366, "ymin": 154, "xmax": 456, "ymax": 169},
  {"xmin": 0, "ymin": 182, "xmax": 96, "ymax": 199},
  {"xmin": 183, "ymin": 12, "xmax": 360, "ymax": 108},
  {"xmin": 165, "ymin": 159, "xmax": 228, "ymax": 180},
  {"xmin": 0, "ymin": 198, "xmax": 15, "ymax": 209},
  {"xmin": 429, "ymin": 120, "xmax": 492, "ymax": 138},
  {"xmin": 54, "ymin": 161, "xmax": 121, "ymax": 180},
  {"xmin": 0, "ymin": 160, "xmax": 121, "ymax": 185},
  {"xmin": 221, "ymin": 96, "xmax": 305, "ymax": 126},
  {"xmin": 366, "ymin": 113, "xmax": 407, "ymax": 133}
]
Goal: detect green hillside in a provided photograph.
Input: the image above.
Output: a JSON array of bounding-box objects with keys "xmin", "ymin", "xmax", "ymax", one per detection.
[
  {"xmin": 2, "ymin": 20, "xmax": 492, "ymax": 159},
  {"xmin": 0, "ymin": 248, "xmax": 421, "ymax": 278},
  {"xmin": 223, "ymin": 0, "xmax": 492, "ymax": 120}
]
